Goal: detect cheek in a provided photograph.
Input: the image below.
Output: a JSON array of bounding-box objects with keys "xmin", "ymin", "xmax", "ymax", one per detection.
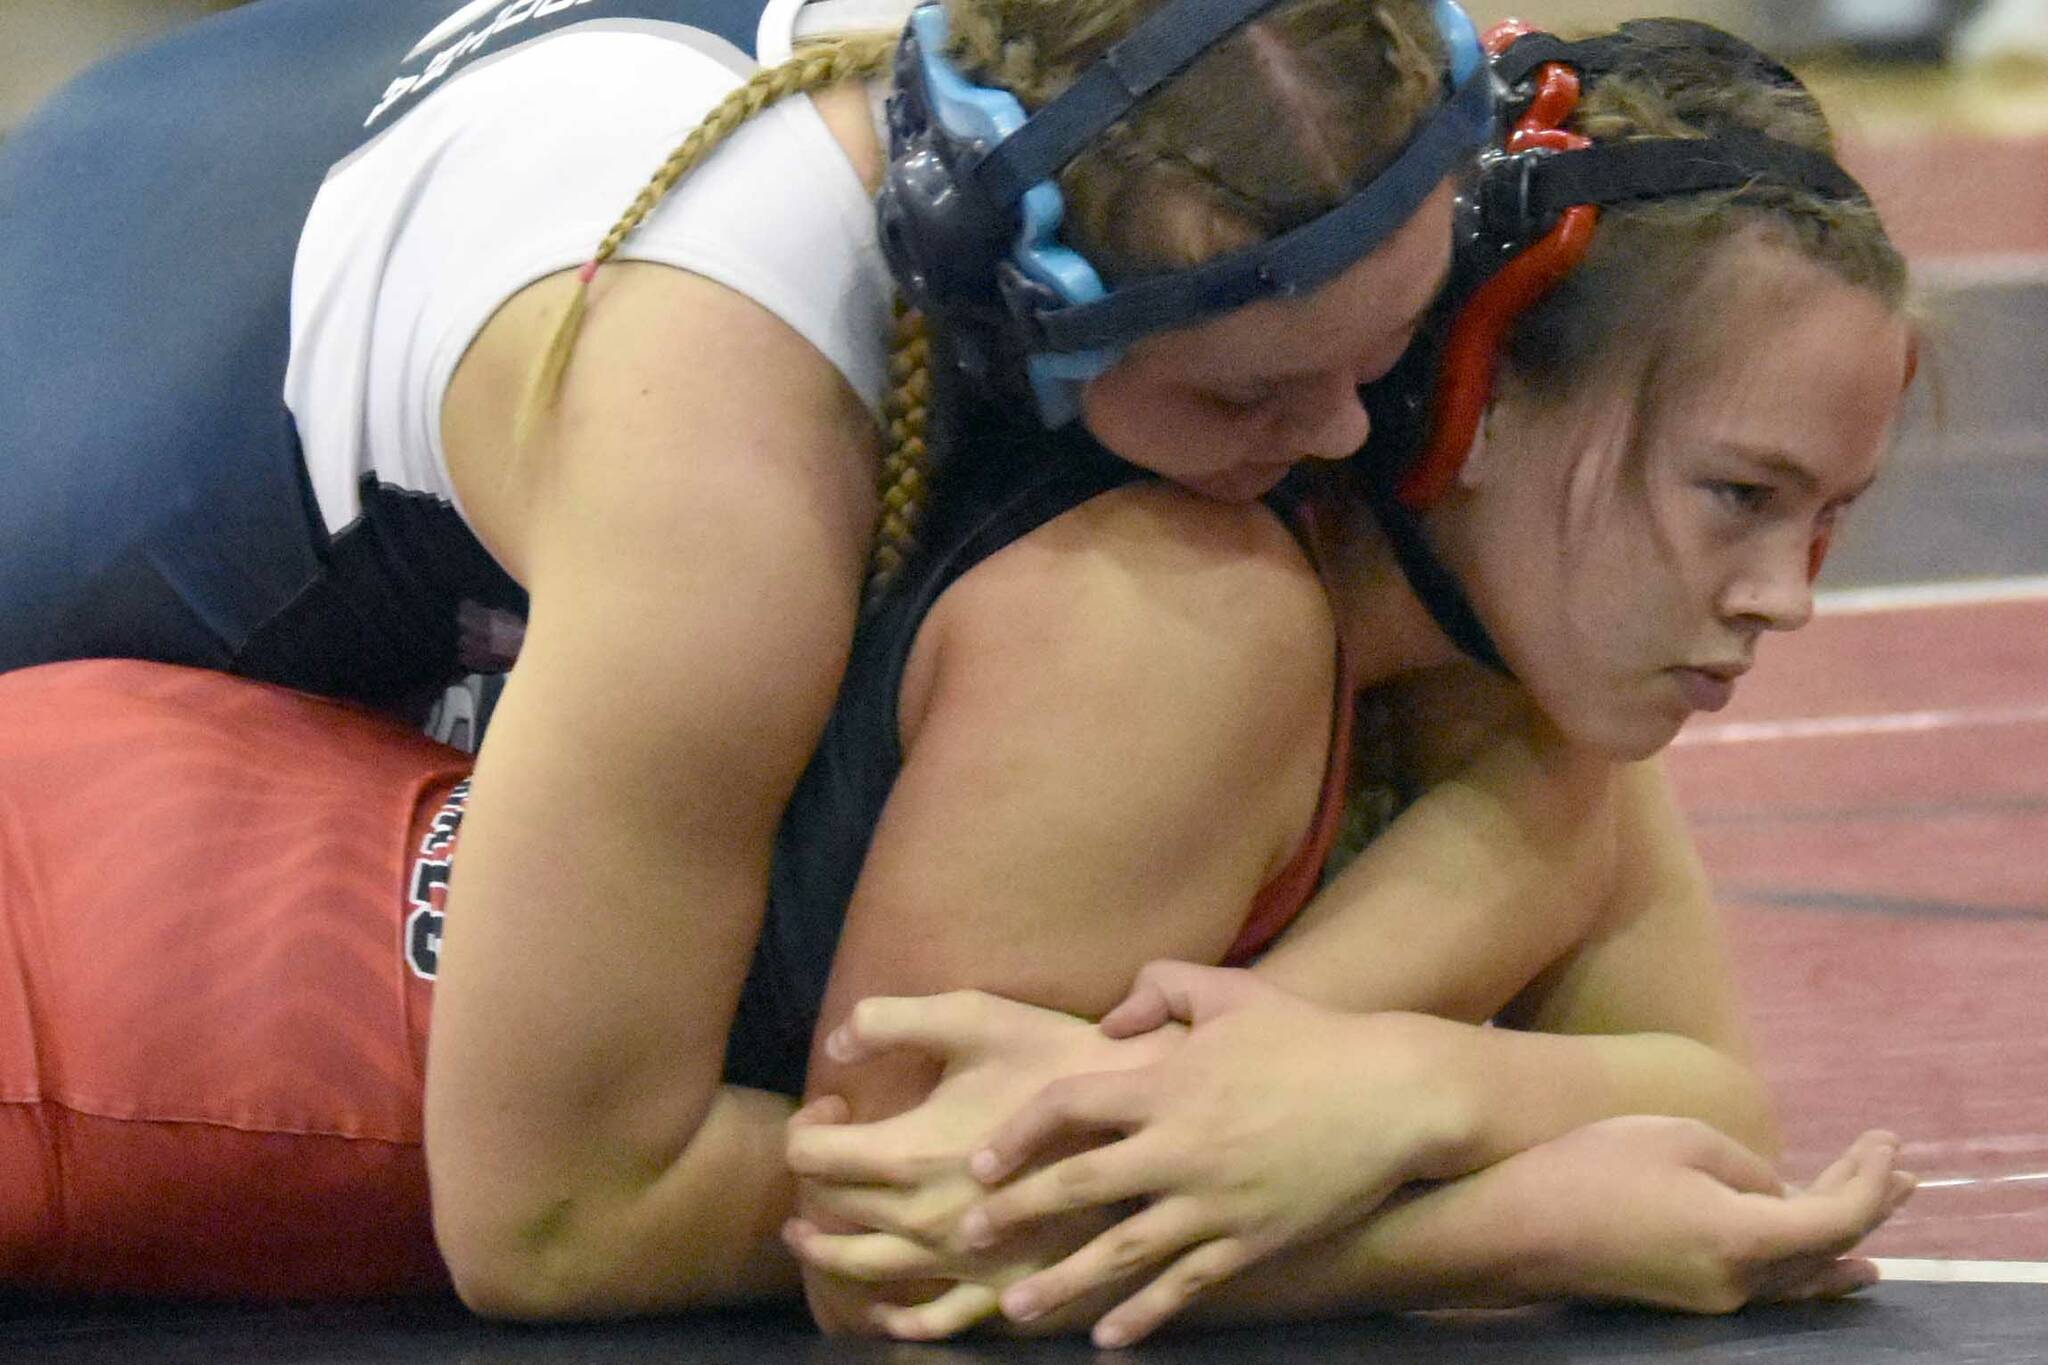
[{"xmin": 1082, "ymin": 383, "xmax": 1230, "ymax": 477}]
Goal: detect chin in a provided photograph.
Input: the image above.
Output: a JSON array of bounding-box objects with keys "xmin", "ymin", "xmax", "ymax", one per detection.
[{"xmin": 1553, "ymin": 700, "xmax": 1685, "ymax": 761}]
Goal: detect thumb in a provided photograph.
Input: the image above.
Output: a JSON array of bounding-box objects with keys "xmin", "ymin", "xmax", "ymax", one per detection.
[
  {"xmin": 824, "ymin": 990, "xmax": 1005, "ymax": 1065},
  {"xmin": 1100, "ymin": 961, "xmax": 1268, "ymax": 1037},
  {"xmin": 789, "ymin": 1095, "xmax": 852, "ymax": 1129}
]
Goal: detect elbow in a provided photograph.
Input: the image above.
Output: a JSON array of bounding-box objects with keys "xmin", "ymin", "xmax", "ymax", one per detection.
[
  {"xmin": 437, "ymin": 1206, "xmax": 611, "ymax": 1322},
  {"xmin": 434, "ymin": 1175, "xmax": 662, "ymax": 1322}
]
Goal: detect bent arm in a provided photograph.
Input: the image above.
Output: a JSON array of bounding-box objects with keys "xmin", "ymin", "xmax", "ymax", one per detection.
[
  {"xmin": 1480, "ymin": 756, "xmax": 1777, "ymax": 1157},
  {"xmin": 1257, "ymin": 666, "xmax": 1772, "ymax": 1159},
  {"xmin": 424, "ymin": 264, "xmax": 878, "ymax": 1318},
  {"xmin": 797, "ymin": 487, "xmax": 1337, "ymax": 1323},
  {"xmin": 800, "ymin": 486, "xmax": 1335, "ymax": 1124}
]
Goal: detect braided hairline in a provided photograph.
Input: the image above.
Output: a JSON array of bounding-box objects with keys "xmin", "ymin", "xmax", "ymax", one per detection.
[
  {"xmin": 515, "ymin": 34, "xmax": 896, "ymax": 442},
  {"xmin": 513, "ymin": 32, "xmax": 942, "ymax": 591}
]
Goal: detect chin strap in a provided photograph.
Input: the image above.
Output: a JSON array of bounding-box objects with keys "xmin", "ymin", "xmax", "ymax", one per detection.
[{"xmin": 1357, "ymin": 473, "xmax": 1514, "ymax": 679}]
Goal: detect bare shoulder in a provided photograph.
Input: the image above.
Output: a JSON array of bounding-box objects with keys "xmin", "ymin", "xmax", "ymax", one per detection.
[
  {"xmin": 962, "ymin": 482, "xmax": 1329, "ymax": 645},
  {"xmin": 902, "ymin": 481, "xmax": 1335, "ymax": 769},
  {"xmin": 443, "ymin": 260, "xmax": 878, "ymax": 584}
]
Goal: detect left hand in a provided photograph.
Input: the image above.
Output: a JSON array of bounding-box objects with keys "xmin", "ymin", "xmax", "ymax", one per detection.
[
  {"xmin": 784, "ymin": 990, "xmax": 1180, "ymax": 1338},
  {"xmin": 956, "ymin": 964, "xmax": 1477, "ymax": 1346}
]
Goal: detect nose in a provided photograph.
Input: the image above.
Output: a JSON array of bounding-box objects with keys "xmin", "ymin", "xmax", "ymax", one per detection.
[
  {"xmin": 1279, "ymin": 375, "xmax": 1372, "ymax": 461},
  {"xmin": 1719, "ymin": 539, "xmax": 1815, "ymax": 634}
]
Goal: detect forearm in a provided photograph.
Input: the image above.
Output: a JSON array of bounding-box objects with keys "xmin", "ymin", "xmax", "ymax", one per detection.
[
  {"xmin": 1189, "ymin": 1170, "xmax": 1543, "ymax": 1322},
  {"xmin": 440, "ymin": 1083, "xmax": 804, "ymax": 1319},
  {"xmin": 1254, "ymin": 724, "xmax": 1616, "ymax": 1024},
  {"xmin": 1440, "ymin": 1021, "xmax": 1780, "ymax": 1166}
]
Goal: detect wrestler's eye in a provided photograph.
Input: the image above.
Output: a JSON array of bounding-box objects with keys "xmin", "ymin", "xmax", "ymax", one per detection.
[
  {"xmin": 1205, "ymin": 382, "xmax": 1277, "ymax": 412},
  {"xmin": 1707, "ymin": 480, "xmax": 1775, "ymax": 516}
]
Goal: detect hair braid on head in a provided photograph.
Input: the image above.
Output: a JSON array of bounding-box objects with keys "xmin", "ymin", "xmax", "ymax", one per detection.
[
  {"xmin": 943, "ymin": 0, "xmax": 1445, "ymax": 280},
  {"xmin": 1493, "ymin": 29, "xmax": 1909, "ymax": 410},
  {"xmin": 866, "ymin": 299, "xmax": 933, "ymax": 603},
  {"xmin": 513, "ymin": 33, "xmax": 898, "ymax": 449}
]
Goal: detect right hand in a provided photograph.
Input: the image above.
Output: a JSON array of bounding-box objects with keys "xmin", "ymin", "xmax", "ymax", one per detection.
[{"xmin": 1489, "ymin": 1117, "xmax": 1915, "ymax": 1313}]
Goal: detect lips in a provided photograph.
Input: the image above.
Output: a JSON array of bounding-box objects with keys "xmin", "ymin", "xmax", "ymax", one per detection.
[
  {"xmin": 1187, "ymin": 463, "xmax": 1294, "ymax": 502},
  {"xmin": 1670, "ymin": 666, "xmax": 1743, "ymax": 713}
]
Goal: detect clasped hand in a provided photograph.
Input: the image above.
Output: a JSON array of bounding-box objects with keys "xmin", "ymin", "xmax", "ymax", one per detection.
[
  {"xmin": 784, "ymin": 964, "xmax": 1476, "ymax": 1345},
  {"xmin": 784, "ymin": 964, "xmax": 1915, "ymax": 1347}
]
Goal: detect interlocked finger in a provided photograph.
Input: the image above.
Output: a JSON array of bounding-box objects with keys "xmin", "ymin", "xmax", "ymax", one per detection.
[
  {"xmin": 798, "ymin": 1179, "xmax": 962, "ymax": 1241},
  {"xmin": 1092, "ymin": 1236, "xmax": 1257, "ymax": 1348},
  {"xmin": 971, "ymin": 1133, "xmax": 1170, "ymax": 1242},
  {"xmin": 827, "ymin": 991, "xmax": 1007, "ymax": 1066},
  {"xmin": 782, "ymin": 1223, "xmax": 943, "ymax": 1282},
  {"xmin": 1000, "ymin": 1197, "xmax": 1213, "ymax": 1323},
  {"xmin": 972, "ymin": 1072, "xmax": 1154, "ymax": 1185},
  {"xmin": 872, "ymin": 1282, "xmax": 1002, "ymax": 1341},
  {"xmin": 787, "ymin": 1111, "xmax": 946, "ymax": 1184}
]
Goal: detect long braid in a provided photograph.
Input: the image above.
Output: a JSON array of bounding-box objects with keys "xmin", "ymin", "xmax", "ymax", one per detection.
[
  {"xmin": 514, "ymin": 33, "xmax": 898, "ymax": 448},
  {"xmin": 866, "ymin": 300, "xmax": 932, "ymax": 602}
]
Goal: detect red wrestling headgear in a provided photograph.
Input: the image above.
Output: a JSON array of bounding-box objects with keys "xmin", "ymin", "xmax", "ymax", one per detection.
[{"xmin": 1349, "ymin": 18, "xmax": 1884, "ymax": 674}]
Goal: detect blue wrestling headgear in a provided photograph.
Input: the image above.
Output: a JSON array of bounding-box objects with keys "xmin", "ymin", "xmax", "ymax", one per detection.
[{"xmin": 875, "ymin": 0, "xmax": 1494, "ymax": 427}]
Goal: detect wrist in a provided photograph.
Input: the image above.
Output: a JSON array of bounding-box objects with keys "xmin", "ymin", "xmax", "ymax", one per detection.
[{"xmin": 1354, "ymin": 1012, "xmax": 1486, "ymax": 1180}]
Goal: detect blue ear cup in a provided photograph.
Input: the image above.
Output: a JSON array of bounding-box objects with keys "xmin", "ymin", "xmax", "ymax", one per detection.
[{"xmin": 873, "ymin": 5, "xmax": 1114, "ymax": 425}]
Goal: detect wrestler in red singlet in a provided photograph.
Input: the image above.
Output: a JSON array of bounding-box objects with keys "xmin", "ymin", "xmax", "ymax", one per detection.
[
  {"xmin": 0, "ymin": 644, "xmax": 1350, "ymax": 1296},
  {"xmin": 0, "ymin": 660, "xmax": 465, "ymax": 1297}
]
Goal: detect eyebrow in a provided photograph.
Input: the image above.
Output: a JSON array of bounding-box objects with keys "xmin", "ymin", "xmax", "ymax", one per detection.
[
  {"xmin": 1720, "ymin": 444, "xmax": 1877, "ymax": 502},
  {"xmin": 1198, "ymin": 263, "xmax": 1455, "ymax": 388}
]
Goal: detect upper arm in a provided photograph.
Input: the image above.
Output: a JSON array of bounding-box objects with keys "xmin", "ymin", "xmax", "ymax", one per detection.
[
  {"xmin": 1256, "ymin": 678, "xmax": 1621, "ymax": 1023},
  {"xmin": 1497, "ymin": 757, "xmax": 1754, "ymax": 1060},
  {"xmin": 425, "ymin": 262, "xmax": 879, "ymax": 1296},
  {"xmin": 806, "ymin": 486, "xmax": 1337, "ymax": 1117}
]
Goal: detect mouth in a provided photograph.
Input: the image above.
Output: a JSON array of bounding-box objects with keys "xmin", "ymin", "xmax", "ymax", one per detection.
[
  {"xmin": 1668, "ymin": 663, "xmax": 1748, "ymax": 714},
  {"xmin": 1186, "ymin": 463, "xmax": 1294, "ymax": 502}
]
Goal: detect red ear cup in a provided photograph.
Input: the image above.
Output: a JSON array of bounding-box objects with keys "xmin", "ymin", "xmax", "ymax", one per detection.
[
  {"xmin": 1807, "ymin": 523, "xmax": 1835, "ymax": 582},
  {"xmin": 1395, "ymin": 24, "xmax": 1601, "ymax": 510}
]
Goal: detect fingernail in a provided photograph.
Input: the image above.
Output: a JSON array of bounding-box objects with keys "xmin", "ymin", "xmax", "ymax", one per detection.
[
  {"xmin": 825, "ymin": 1028, "xmax": 855, "ymax": 1063},
  {"xmin": 1095, "ymin": 1323, "xmax": 1129, "ymax": 1348},
  {"xmin": 781, "ymin": 1218, "xmax": 808, "ymax": 1245},
  {"xmin": 1003, "ymin": 1288, "xmax": 1040, "ymax": 1321},
  {"xmin": 962, "ymin": 1209, "xmax": 993, "ymax": 1248},
  {"xmin": 969, "ymin": 1148, "xmax": 1001, "ymax": 1181}
]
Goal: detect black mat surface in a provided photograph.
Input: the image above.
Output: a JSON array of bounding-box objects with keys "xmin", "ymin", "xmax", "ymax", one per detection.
[{"xmin": 5, "ymin": 1283, "xmax": 2044, "ymax": 1365}]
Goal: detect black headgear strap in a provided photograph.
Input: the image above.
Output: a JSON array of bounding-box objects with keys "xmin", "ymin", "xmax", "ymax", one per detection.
[
  {"xmin": 1359, "ymin": 471, "xmax": 1514, "ymax": 676},
  {"xmin": 1490, "ymin": 20, "xmax": 1806, "ymax": 93}
]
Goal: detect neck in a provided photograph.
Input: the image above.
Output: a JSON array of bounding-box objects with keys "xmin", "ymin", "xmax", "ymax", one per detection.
[{"xmin": 1310, "ymin": 508, "xmax": 1465, "ymax": 696}]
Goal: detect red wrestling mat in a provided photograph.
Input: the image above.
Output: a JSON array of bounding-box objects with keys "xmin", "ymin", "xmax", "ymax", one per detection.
[{"xmin": 1667, "ymin": 587, "xmax": 2048, "ymax": 1263}]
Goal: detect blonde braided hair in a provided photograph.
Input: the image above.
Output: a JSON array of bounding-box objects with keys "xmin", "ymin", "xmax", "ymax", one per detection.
[
  {"xmin": 513, "ymin": 33, "xmax": 899, "ymax": 449},
  {"xmin": 868, "ymin": 301, "xmax": 933, "ymax": 600}
]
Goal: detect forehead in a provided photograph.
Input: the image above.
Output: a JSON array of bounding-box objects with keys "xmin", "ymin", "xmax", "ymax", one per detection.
[
  {"xmin": 1121, "ymin": 182, "xmax": 1457, "ymax": 380},
  {"xmin": 1647, "ymin": 251, "xmax": 1910, "ymax": 480}
]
